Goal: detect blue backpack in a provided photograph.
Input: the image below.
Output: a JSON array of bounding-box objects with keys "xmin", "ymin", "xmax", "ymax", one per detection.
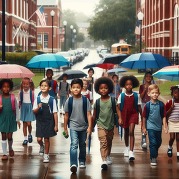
[{"xmin": 37, "ymin": 96, "xmax": 54, "ymax": 113}]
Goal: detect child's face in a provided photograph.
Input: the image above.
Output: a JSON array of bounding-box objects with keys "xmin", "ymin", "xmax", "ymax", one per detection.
[
  {"xmin": 46, "ymin": 71, "xmax": 53, "ymax": 79},
  {"xmin": 71, "ymin": 83, "xmax": 82, "ymax": 96},
  {"xmin": 22, "ymin": 79, "xmax": 30, "ymax": 91},
  {"xmin": 172, "ymin": 89, "xmax": 179, "ymax": 100},
  {"xmin": 124, "ymin": 80, "xmax": 133, "ymax": 92},
  {"xmin": 40, "ymin": 82, "xmax": 50, "ymax": 93},
  {"xmin": 63, "ymin": 76, "xmax": 68, "ymax": 81},
  {"xmin": 112, "ymin": 76, "xmax": 118, "ymax": 82},
  {"xmin": 98, "ymin": 84, "xmax": 109, "ymax": 96},
  {"xmin": 1, "ymin": 82, "xmax": 10, "ymax": 94},
  {"xmin": 88, "ymin": 70, "xmax": 94, "ymax": 77},
  {"xmin": 83, "ymin": 81, "xmax": 88, "ymax": 90},
  {"xmin": 148, "ymin": 88, "xmax": 160, "ymax": 100},
  {"xmin": 145, "ymin": 74, "xmax": 153, "ymax": 83}
]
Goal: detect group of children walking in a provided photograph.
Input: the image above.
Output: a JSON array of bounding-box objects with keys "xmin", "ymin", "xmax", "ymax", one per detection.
[{"xmin": 0, "ymin": 68, "xmax": 178, "ymax": 173}]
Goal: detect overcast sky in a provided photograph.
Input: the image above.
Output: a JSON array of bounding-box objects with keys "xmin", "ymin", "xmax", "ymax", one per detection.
[{"xmin": 61, "ymin": 0, "xmax": 100, "ymax": 16}]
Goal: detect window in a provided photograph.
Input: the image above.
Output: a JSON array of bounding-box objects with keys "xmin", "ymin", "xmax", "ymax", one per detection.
[
  {"xmin": 44, "ymin": 34, "xmax": 48, "ymax": 48},
  {"xmin": 37, "ymin": 34, "xmax": 42, "ymax": 44}
]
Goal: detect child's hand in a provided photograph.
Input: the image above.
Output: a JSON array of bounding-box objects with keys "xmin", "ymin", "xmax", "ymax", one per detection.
[
  {"xmin": 164, "ymin": 127, "xmax": 168, "ymax": 134},
  {"xmin": 64, "ymin": 129, "xmax": 68, "ymax": 137},
  {"xmin": 38, "ymin": 103, "xmax": 42, "ymax": 109},
  {"xmin": 54, "ymin": 125, "xmax": 58, "ymax": 132},
  {"xmin": 17, "ymin": 121, "xmax": 21, "ymax": 129},
  {"xmin": 142, "ymin": 127, "xmax": 147, "ymax": 135},
  {"xmin": 118, "ymin": 118, "xmax": 123, "ymax": 126},
  {"xmin": 87, "ymin": 127, "xmax": 92, "ymax": 135}
]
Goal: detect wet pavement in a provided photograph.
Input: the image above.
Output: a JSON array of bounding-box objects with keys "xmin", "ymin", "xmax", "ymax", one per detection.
[{"xmin": 0, "ymin": 50, "xmax": 178, "ymax": 178}]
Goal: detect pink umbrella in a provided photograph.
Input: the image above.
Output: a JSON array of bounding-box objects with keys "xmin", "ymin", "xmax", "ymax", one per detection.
[{"xmin": 0, "ymin": 64, "xmax": 35, "ymax": 79}]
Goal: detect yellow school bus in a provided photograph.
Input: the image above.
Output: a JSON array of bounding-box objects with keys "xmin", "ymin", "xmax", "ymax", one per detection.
[{"xmin": 111, "ymin": 43, "xmax": 131, "ymax": 54}]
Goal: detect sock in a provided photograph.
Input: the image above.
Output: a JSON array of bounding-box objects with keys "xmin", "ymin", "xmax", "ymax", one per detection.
[
  {"xmin": 177, "ymin": 152, "xmax": 179, "ymax": 156},
  {"xmin": 2, "ymin": 140, "xmax": 7, "ymax": 155},
  {"xmin": 24, "ymin": 136, "xmax": 27, "ymax": 140},
  {"xmin": 168, "ymin": 145, "xmax": 172, "ymax": 149},
  {"xmin": 8, "ymin": 139, "xmax": 13, "ymax": 151}
]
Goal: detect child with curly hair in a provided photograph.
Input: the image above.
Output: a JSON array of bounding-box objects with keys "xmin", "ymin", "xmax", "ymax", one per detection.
[
  {"xmin": 117, "ymin": 75, "xmax": 142, "ymax": 161},
  {"xmin": 93, "ymin": 77, "xmax": 122, "ymax": 170},
  {"xmin": 166, "ymin": 85, "xmax": 179, "ymax": 160}
]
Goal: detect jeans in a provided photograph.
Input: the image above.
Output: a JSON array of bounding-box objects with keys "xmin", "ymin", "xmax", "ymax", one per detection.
[
  {"xmin": 60, "ymin": 96, "xmax": 67, "ymax": 109},
  {"xmin": 70, "ymin": 129, "xmax": 87, "ymax": 167},
  {"xmin": 148, "ymin": 129, "xmax": 162, "ymax": 159}
]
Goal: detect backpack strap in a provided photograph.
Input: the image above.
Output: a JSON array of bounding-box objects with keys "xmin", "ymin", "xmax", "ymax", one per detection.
[
  {"xmin": 111, "ymin": 97, "xmax": 117, "ymax": 114},
  {"xmin": 146, "ymin": 101, "xmax": 150, "ymax": 120},
  {"xmin": 0, "ymin": 95, "xmax": 2, "ymax": 112},
  {"xmin": 66, "ymin": 83, "xmax": 69, "ymax": 92},
  {"xmin": 95, "ymin": 98, "xmax": 100, "ymax": 120},
  {"xmin": 11, "ymin": 94, "xmax": 16, "ymax": 112},
  {"xmin": 48, "ymin": 96, "xmax": 54, "ymax": 113},
  {"xmin": 82, "ymin": 95, "xmax": 88, "ymax": 123},
  {"xmin": 51, "ymin": 80, "xmax": 57, "ymax": 93},
  {"xmin": 59, "ymin": 82, "xmax": 61, "ymax": 90},
  {"xmin": 120, "ymin": 93, "xmax": 125, "ymax": 111},
  {"xmin": 20, "ymin": 90, "xmax": 23, "ymax": 103},
  {"xmin": 30, "ymin": 90, "xmax": 35, "ymax": 104}
]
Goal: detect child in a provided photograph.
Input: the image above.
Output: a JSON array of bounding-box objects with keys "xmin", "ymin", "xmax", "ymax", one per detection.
[
  {"xmin": 93, "ymin": 77, "xmax": 122, "ymax": 170},
  {"xmin": 117, "ymin": 75, "xmax": 142, "ymax": 161},
  {"xmin": 86, "ymin": 68, "xmax": 95, "ymax": 95},
  {"xmin": 33, "ymin": 80, "xmax": 58, "ymax": 163},
  {"xmin": 81, "ymin": 78, "xmax": 93, "ymax": 104},
  {"xmin": 166, "ymin": 85, "xmax": 179, "ymax": 160},
  {"xmin": 58, "ymin": 73, "xmax": 69, "ymax": 114},
  {"xmin": 0, "ymin": 79, "xmax": 20, "ymax": 160},
  {"xmin": 142, "ymin": 84, "xmax": 167, "ymax": 166},
  {"xmin": 19, "ymin": 77, "xmax": 36, "ymax": 145},
  {"xmin": 139, "ymin": 71, "xmax": 154, "ymax": 149},
  {"xmin": 63, "ymin": 79, "xmax": 92, "ymax": 173}
]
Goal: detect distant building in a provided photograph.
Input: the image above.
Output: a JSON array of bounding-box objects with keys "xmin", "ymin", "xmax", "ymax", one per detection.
[
  {"xmin": 136, "ymin": 0, "xmax": 178, "ymax": 60},
  {"xmin": 0, "ymin": 0, "xmax": 37, "ymax": 52},
  {"xmin": 37, "ymin": 0, "xmax": 63, "ymax": 53}
]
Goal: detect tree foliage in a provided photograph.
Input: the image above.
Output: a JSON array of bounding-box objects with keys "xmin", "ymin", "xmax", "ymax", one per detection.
[{"xmin": 88, "ymin": 0, "xmax": 136, "ymax": 45}]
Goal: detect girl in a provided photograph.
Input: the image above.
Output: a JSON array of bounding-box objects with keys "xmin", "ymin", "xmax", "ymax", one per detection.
[
  {"xmin": 117, "ymin": 75, "xmax": 142, "ymax": 161},
  {"xmin": 33, "ymin": 80, "xmax": 58, "ymax": 163},
  {"xmin": 81, "ymin": 79, "xmax": 93, "ymax": 104},
  {"xmin": 93, "ymin": 77, "xmax": 121, "ymax": 170},
  {"xmin": 139, "ymin": 71, "xmax": 154, "ymax": 149},
  {"xmin": 0, "ymin": 79, "xmax": 20, "ymax": 160},
  {"xmin": 166, "ymin": 85, "xmax": 179, "ymax": 160},
  {"xmin": 19, "ymin": 77, "xmax": 36, "ymax": 145},
  {"xmin": 86, "ymin": 68, "xmax": 95, "ymax": 95}
]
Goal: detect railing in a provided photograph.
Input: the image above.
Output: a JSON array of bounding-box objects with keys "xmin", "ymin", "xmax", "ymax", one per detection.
[{"xmin": 168, "ymin": 56, "xmax": 179, "ymax": 65}]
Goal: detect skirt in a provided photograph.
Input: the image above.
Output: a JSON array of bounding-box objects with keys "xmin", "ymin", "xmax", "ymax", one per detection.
[
  {"xmin": 168, "ymin": 120, "xmax": 179, "ymax": 133},
  {"xmin": 20, "ymin": 103, "xmax": 36, "ymax": 122}
]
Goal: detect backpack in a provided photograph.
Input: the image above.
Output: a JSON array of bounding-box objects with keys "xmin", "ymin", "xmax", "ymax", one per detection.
[
  {"xmin": 145, "ymin": 100, "xmax": 164, "ymax": 120},
  {"xmin": 37, "ymin": 96, "xmax": 54, "ymax": 113},
  {"xmin": 120, "ymin": 92, "xmax": 138, "ymax": 111},
  {"xmin": 94, "ymin": 97, "xmax": 118, "ymax": 127},
  {"xmin": 68, "ymin": 96, "xmax": 88, "ymax": 127},
  {"xmin": 19, "ymin": 90, "xmax": 34, "ymax": 106},
  {"xmin": 0, "ymin": 94, "xmax": 16, "ymax": 113},
  {"xmin": 59, "ymin": 82, "xmax": 69, "ymax": 92}
]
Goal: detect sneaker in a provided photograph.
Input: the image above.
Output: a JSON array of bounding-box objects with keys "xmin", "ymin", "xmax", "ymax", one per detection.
[
  {"xmin": 2, "ymin": 155, "xmax": 8, "ymax": 160},
  {"xmin": 150, "ymin": 158, "xmax": 157, "ymax": 166},
  {"xmin": 141, "ymin": 134, "xmax": 147, "ymax": 149},
  {"xmin": 43, "ymin": 154, "xmax": 49, "ymax": 163},
  {"xmin": 167, "ymin": 148, "xmax": 173, "ymax": 158},
  {"xmin": 124, "ymin": 147, "xmax": 129, "ymax": 157},
  {"xmin": 28, "ymin": 134, "xmax": 33, "ymax": 143},
  {"xmin": 39, "ymin": 145, "xmax": 44, "ymax": 156},
  {"xmin": 9, "ymin": 150, "xmax": 14, "ymax": 157},
  {"xmin": 70, "ymin": 164, "xmax": 77, "ymax": 173},
  {"xmin": 79, "ymin": 162, "xmax": 86, "ymax": 169},
  {"xmin": 129, "ymin": 151, "xmax": 135, "ymax": 161},
  {"xmin": 107, "ymin": 156, "xmax": 112, "ymax": 165},
  {"xmin": 101, "ymin": 160, "xmax": 108, "ymax": 170},
  {"xmin": 22, "ymin": 140, "xmax": 28, "ymax": 145}
]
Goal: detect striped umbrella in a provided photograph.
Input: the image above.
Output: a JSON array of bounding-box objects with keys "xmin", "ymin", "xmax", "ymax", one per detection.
[{"xmin": 153, "ymin": 65, "xmax": 179, "ymax": 81}]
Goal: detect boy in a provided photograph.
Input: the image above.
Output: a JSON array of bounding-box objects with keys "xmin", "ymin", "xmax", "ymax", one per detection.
[
  {"xmin": 63, "ymin": 79, "xmax": 92, "ymax": 173},
  {"xmin": 58, "ymin": 73, "xmax": 69, "ymax": 114},
  {"xmin": 142, "ymin": 84, "xmax": 168, "ymax": 166}
]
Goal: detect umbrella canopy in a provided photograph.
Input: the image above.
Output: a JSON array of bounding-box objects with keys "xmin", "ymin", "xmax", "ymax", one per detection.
[
  {"xmin": 58, "ymin": 70, "xmax": 87, "ymax": 80},
  {"xmin": 96, "ymin": 59, "xmax": 114, "ymax": 70},
  {"xmin": 153, "ymin": 65, "xmax": 179, "ymax": 81},
  {"xmin": 120, "ymin": 52, "xmax": 171, "ymax": 69},
  {"xmin": 83, "ymin": 63, "xmax": 97, "ymax": 69},
  {"xmin": 0, "ymin": 64, "xmax": 35, "ymax": 79},
  {"xmin": 103, "ymin": 54, "xmax": 129, "ymax": 64},
  {"xmin": 26, "ymin": 54, "xmax": 70, "ymax": 68},
  {"xmin": 107, "ymin": 67, "xmax": 127, "ymax": 74}
]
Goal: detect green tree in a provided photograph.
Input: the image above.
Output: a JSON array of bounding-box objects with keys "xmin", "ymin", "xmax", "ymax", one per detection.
[{"xmin": 88, "ymin": 0, "xmax": 136, "ymax": 45}]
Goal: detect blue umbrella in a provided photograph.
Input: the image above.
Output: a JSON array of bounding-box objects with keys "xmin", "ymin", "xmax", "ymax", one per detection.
[
  {"xmin": 26, "ymin": 54, "xmax": 70, "ymax": 68},
  {"xmin": 120, "ymin": 52, "xmax": 171, "ymax": 69},
  {"xmin": 103, "ymin": 54, "xmax": 129, "ymax": 64},
  {"xmin": 107, "ymin": 67, "xmax": 127, "ymax": 74}
]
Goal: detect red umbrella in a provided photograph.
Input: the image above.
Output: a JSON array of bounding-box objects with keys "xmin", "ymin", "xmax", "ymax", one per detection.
[{"xmin": 96, "ymin": 59, "xmax": 114, "ymax": 69}]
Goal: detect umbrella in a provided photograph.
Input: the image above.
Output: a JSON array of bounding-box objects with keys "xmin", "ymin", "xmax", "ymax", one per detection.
[
  {"xmin": 0, "ymin": 64, "xmax": 34, "ymax": 79},
  {"xmin": 153, "ymin": 65, "xmax": 179, "ymax": 81},
  {"xmin": 120, "ymin": 52, "xmax": 171, "ymax": 69},
  {"xmin": 107, "ymin": 67, "xmax": 127, "ymax": 74},
  {"xmin": 103, "ymin": 54, "xmax": 129, "ymax": 64},
  {"xmin": 83, "ymin": 63, "xmax": 97, "ymax": 69},
  {"xmin": 58, "ymin": 70, "xmax": 87, "ymax": 80},
  {"xmin": 26, "ymin": 54, "xmax": 70, "ymax": 68},
  {"xmin": 88, "ymin": 134, "xmax": 91, "ymax": 154},
  {"xmin": 96, "ymin": 59, "xmax": 114, "ymax": 70}
]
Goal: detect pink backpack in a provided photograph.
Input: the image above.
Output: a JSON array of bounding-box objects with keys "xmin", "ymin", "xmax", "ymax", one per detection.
[{"xmin": 0, "ymin": 94, "xmax": 16, "ymax": 112}]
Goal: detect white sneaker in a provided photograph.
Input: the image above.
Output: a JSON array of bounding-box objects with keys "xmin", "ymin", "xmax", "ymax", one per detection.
[
  {"xmin": 79, "ymin": 162, "xmax": 86, "ymax": 168},
  {"xmin": 107, "ymin": 156, "xmax": 112, "ymax": 165},
  {"xmin": 124, "ymin": 147, "xmax": 129, "ymax": 157},
  {"xmin": 43, "ymin": 154, "xmax": 49, "ymax": 163},
  {"xmin": 101, "ymin": 160, "xmax": 108, "ymax": 170},
  {"xmin": 70, "ymin": 164, "xmax": 77, "ymax": 173},
  {"xmin": 129, "ymin": 151, "xmax": 135, "ymax": 161}
]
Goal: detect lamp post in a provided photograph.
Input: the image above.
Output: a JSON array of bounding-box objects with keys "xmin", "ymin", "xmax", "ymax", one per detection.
[
  {"xmin": 73, "ymin": 29, "xmax": 76, "ymax": 49},
  {"xmin": 63, "ymin": 20, "xmax": 67, "ymax": 51},
  {"xmin": 70, "ymin": 25, "xmax": 73, "ymax": 50},
  {"xmin": 50, "ymin": 10, "xmax": 55, "ymax": 53},
  {"xmin": 137, "ymin": 11, "xmax": 144, "ymax": 53}
]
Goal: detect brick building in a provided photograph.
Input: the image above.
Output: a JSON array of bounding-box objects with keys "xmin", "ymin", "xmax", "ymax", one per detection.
[
  {"xmin": 136, "ymin": 0, "xmax": 179, "ymax": 61},
  {"xmin": 0, "ymin": 0, "xmax": 37, "ymax": 52}
]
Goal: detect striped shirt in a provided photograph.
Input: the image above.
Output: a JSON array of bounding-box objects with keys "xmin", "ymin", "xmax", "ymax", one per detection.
[{"xmin": 168, "ymin": 103, "xmax": 179, "ymax": 121}]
